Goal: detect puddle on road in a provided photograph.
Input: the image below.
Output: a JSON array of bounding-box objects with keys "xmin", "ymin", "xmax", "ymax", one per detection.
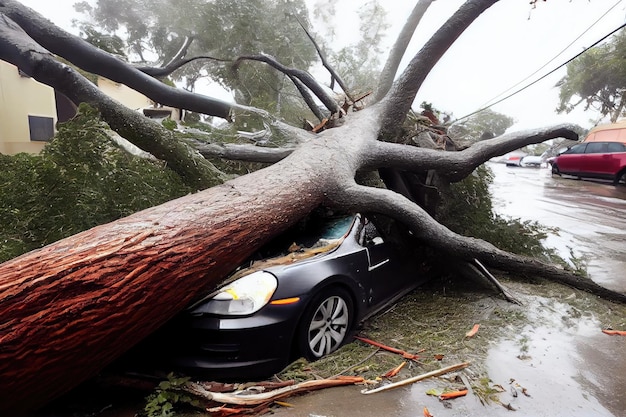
[{"xmin": 484, "ymin": 295, "xmax": 625, "ymax": 417}]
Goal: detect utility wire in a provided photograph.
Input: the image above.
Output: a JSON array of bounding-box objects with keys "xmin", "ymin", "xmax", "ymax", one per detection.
[
  {"xmin": 478, "ymin": 0, "xmax": 623, "ymax": 109},
  {"xmin": 454, "ymin": 20, "xmax": 626, "ymax": 124}
]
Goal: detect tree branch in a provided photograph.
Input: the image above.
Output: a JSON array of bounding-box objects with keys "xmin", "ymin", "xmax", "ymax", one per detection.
[
  {"xmin": 0, "ymin": 13, "xmax": 225, "ymax": 189},
  {"xmin": 0, "ymin": 0, "xmax": 235, "ymax": 120},
  {"xmin": 366, "ymin": 124, "xmax": 580, "ymax": 181},
  {"xmin": 233, "ymin": 53, "xmax": 340, "ymax": 115},
  {"xmin": 330, "ymin": 181, "xmax": 626, "ymax": 303},
  {"xmin": 190, "ymin": 141, "xmax": 294, "ymax": 163},
  {"xmin": 380, "ymin": 0, "xmax": 499, "ymax": 135},
  {"xmin": 296, "ymin": 16, "xmax": 354, "ymax": 102},
  {"xmin": 372, "ymin": 0, "xmax": 435, "ymax": 103}
]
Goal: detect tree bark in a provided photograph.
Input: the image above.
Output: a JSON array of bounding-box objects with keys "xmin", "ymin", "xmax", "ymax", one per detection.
[{"xmin": 0, "ymin": 157, "xmax": 327, "ymax": 413}]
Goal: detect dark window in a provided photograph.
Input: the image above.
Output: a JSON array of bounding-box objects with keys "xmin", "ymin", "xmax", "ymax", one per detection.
[
  {"xmin": 564, "ymin": 144, "xmax": 587, "ymax": 154},
  {"xmin": 28, "ymin": 116, "xmax": 54, "ymax": 142},
  {"xmin": 607, "ymin": 142, "xmax": 626, "ymax": 153},
  {"xmin": 585, "ymin": 142, "xmax": 607, "ymax": 153}
]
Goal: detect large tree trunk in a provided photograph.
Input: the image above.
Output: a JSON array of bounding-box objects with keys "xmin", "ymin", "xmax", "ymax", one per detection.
[{"xmin": 0, "ymin": 157, "xmax": 326, "ymax": 413}]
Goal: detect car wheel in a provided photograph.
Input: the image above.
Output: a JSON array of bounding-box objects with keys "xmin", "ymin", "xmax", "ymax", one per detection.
[
  {"xmin": 551, "ymin": 164, "xmax": 560, "ymax": 176},
  {"xmin": 297, "ymin": 287, "xmax": 353, "ymax": 360},
  {"xmin": 614, "ymin": 170, "xmax": 626, "ymax": 186}
]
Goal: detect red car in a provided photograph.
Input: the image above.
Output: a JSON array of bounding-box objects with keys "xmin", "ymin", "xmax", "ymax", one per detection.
[{"xmin": 551, "ymin": 141, "xmax": 626, "ymax": 185}]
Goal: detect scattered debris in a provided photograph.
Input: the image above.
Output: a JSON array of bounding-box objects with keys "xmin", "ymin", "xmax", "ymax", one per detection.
[
  {"xmin": 465, "ymin": 324, "xmax": 480, "ymax": 338},
  {"xmin": 602, "ymin": 328, "xmax": 626, "ymax": 336},
  {"xmin": 355, "ymin": 336, "xmax": 421, "ymax": 360},
  {"xmin": 185, "ymin": 376, "xmax": 365, "ymax": 414},
  {"xmin": 382, "ymin": 361, "xmax": 407, "ymax": 378},
  {"xmin": 439, "ymin": 389, "xmax": 468, "ymax": 400},
  {"xmin": 361, "ymin": 362, "xmax": 470, "ymax": 394}
]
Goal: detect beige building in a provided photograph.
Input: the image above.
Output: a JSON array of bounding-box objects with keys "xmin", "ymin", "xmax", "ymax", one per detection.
[
  {"xmin": 0, "ymin": 60, "xmax": 180, "ymax": 155},
  {"xmin": 0, "ymin": 60, "xmax": 61, "ymax": 154}
]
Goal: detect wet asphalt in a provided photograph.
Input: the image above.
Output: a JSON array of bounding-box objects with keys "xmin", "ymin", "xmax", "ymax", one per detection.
[{"xmin": 272, "ymin": 162, "xmax": 626, "ymax": 417}]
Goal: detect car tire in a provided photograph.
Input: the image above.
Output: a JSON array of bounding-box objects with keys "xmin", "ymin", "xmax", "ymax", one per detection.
[
  {"xmin": 551, "ymin": 164, "xmax": 560, "ymax": 176},
  {"xmin": 297, "ymin": 287, "xmax": 354, "ymax": 361},
  {"xmin": 614, "ymin": 169, "xmax": 626, "ymax": 186}
]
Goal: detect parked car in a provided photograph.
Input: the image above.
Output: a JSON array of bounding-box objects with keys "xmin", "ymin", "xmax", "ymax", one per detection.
[
  {"xmin": 550, "ymin": 141, "xmax": 626, "ymax": 185},
  {"xmin": 122, "ymin": 213, "xmax": 427, "ymax": 380},
  {"xmin": 519, "ymin": 155, "xmax": 543, "ymax": 167}
]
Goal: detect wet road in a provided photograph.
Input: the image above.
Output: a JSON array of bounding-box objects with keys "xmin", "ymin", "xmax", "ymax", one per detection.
[
  {"xmin": 489, "ymin": 162, "xmax": 626, "ymax": 293},
  {"xmin": 273, "ymin": 163, "xmax": 626, "ymax": 417}
]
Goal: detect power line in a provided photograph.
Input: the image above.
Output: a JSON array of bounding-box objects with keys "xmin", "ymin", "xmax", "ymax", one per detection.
[
  {"xmin": 454, "ymin": 17, "xmax": 626, "ymax": 124},
  {"xmin": 477, "ymin": 0, "xmax": 623, "ymax": 109}
]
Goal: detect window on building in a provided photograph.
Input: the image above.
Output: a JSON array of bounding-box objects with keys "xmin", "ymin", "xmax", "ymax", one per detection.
[{"xmin": 28, "ymin": 116, "xmax": 54, "ymax": 142}]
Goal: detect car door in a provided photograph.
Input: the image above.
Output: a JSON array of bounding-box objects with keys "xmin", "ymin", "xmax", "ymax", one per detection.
[
  {"xmin": 357, "ymin": 220, "xmax": 413, "ymax": 310},
  {"xmin": 556, "ymin": 143, "xmax": 587, "ymax": 175},
  {"xmin": 582, "ymin": 142, "xmax": 608, "ymax": 177},
  {"xmin": 606, "ymin": 142, "xmax": 626, "ymax": 178}
]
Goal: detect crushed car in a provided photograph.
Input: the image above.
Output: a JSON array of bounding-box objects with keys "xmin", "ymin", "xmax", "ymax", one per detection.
[{"xmin": 120, "ymin": 212, "xmax": 428, "ymax": 380}]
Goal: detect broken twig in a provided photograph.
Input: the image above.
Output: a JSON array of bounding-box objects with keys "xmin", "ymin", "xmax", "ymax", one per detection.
[
  {"xmin": 355, "ymin": 336, "xmax": 421, "ymax": 360},
  {"xmin": 186, "ymin": 376, "xmax": 364, "ymax": 406},
  {"xmin": 361, "ymin": 362, "xmax": 470, "ymax": 395}
]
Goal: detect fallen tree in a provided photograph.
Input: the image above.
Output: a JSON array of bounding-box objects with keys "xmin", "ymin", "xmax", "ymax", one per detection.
[{"xmin": 0, "ymin": 0, "xmax": 624, "ymax": 414}]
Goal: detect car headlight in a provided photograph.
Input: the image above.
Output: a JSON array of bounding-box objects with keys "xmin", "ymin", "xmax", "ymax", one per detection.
[{"xmin": 193, "ymin": 271, "xmax": 277, "ymax": 316}]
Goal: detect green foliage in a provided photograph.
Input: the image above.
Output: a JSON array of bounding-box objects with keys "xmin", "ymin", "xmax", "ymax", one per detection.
[
  {"xmin": 0, "ymin": 105, "xmax": 191, "ymax": 263},
  {"xmin": 557, "ymin": 29, "xmax": 626, "ymax": 122},
  {"xmin": 161, "ymin": 117, "xmax": 177, "ymax": 131},
  {"xmin": 76, "ymin": 0, "xmax": 318, "ymax": 124},
  {"xmin": 78, "ymin": 24, "xmax": 128, "ymax": 58},
  {"xmin": 143, "ymin": 374, "xmax": 200, "ymax": 417},
  {"xmin": 448, "ymin": 109, "xmax": 515, "ymax": 144},
  {"xmin": 437, "ymin": 165, "xmax": 558, "ymax": 260}
]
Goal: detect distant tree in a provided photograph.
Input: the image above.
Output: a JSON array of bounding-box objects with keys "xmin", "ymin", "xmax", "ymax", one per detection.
[
  {"xmin": 448, "ymin": 109, "xmax": 515, "ymax": 145},
  {"xmin": 556, "ymin": 29, "xmax": 626, "ymax": 123}
]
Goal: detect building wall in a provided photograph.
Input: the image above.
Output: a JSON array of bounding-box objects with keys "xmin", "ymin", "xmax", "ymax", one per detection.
[
  {"xmin": 0, "ymin": 61, "xmax": 181, "ymax": 155},
  {"xmin": 97, "ymin": 78, "xmax": 153, "ymax": 111},
  {"xmin": 0, "ymin": 61, "xmax": 57, "ymax": 154}
]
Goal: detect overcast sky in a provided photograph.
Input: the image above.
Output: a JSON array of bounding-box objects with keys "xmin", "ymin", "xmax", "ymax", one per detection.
[{"xmin": 18, "ymin": 0, "xmax": 626, "ymax": 131}]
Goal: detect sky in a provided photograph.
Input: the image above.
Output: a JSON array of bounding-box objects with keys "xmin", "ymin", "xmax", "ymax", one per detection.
[{"xmin": 17, "ymin": 0, "xmax": 626, "ymax": 131}]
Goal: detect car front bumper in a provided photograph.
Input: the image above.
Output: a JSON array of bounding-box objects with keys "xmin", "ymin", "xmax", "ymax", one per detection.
[{"xmin": 166, "ymin": 301, "xmax": 305, "ymax": 380}]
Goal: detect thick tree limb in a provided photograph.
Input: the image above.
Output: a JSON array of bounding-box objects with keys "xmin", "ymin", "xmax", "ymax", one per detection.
[
  {"xmin": 329, "ymin": 181, "xmax": 626, "ymax": 304},
  {"xmin": 234, "ymin": 53, "xmax": 340, "ymax": 115},
  {"xmin": 366, "ymin": 124, "xmax": 580, "ymax": 181},
  {"xmin": 190, "ymin": 140, "xmax": 294, "ymax": 163},
  {"xmin": 373, "ymin": 0, "xmax": 435, "ymax": 103},
  {"xmin": 0, "ymin": 13, "xmax": 224, "ymax": 189},
  {"xmin": 0, "ymin": 0, "xmax": 235, "ymax": 120},
  {"xmin": 0, "ymin": 154, "xmax": 330, "ymax": 413},
  {"xmin": 380, "ymin": 0, "xmax": 499, "ymax": 135}
]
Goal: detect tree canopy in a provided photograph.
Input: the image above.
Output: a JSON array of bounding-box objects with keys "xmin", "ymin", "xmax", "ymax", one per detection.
[{"xmin": 557, "ymin": 28, "xmax": 626, "ymax": 123}]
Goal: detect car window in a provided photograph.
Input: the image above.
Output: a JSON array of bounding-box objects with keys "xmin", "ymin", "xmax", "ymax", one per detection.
[
  {"xmin": 608, "ymin": 142, "xmax": 626, "ymax": 153},
  {"xmin": 357, "ymin": 219, "xmax": 382, "ymax": 246},
  {"xmin": 563, "ymin": 144, "xmax": 587, "ymax": 154},
  {"xmin": 585, "ymin": 142, "xmax": 607, "ymax": 153}
]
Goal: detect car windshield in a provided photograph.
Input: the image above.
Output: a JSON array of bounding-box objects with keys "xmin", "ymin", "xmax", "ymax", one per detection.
[{"xmin": 253, "ymin": 214, "xmax": 354, "ymax": 259}]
